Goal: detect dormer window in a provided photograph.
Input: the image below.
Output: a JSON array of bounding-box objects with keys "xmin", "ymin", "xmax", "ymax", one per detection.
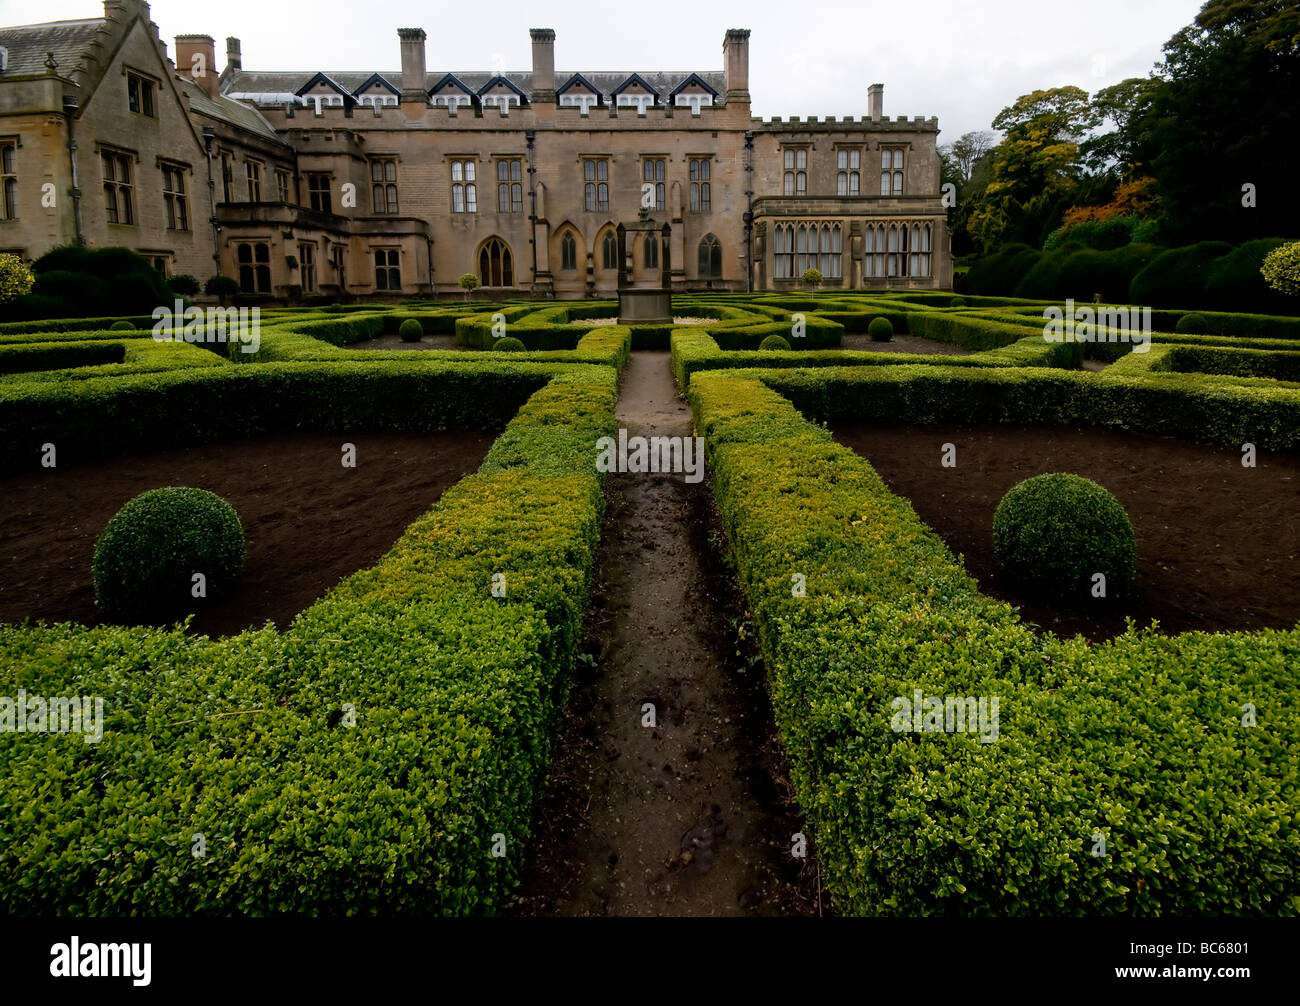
[
  {"xmin": 560, "ymin": 92, "xmax": 599, "ymax": 115},
  {"xmin": 432, "ymin": 93, "xmax": 471, "ymax": 109},
  {"xmin": 674, "ymin": 93, "xmax": 713, "ymax": 115},
  {"xmin": 617, "ymin": 93, "xmax": 654, "ymax": 115},
  {"xmin": 482, "ymin": 93, "xmax": 519, "ymax": 113}
]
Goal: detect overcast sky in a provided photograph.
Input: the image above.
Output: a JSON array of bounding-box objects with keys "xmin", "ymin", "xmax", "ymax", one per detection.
[{"xmin": 4, "ymin": 0, "xmax": 1206, "ymax": 141}]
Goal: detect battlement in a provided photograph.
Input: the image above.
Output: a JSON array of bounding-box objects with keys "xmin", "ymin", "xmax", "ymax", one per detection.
[{"xmin": 750, "ymin": 114, "xmax": 939, "ymax": 130}]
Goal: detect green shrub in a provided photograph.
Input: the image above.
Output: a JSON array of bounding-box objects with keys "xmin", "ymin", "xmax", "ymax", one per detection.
[
  {"xmin": 92, "ymin": 487, "xmax": 246, "ymax": 617},
  {"xmin": 1204, "ymin": 239, "xmax": 1292, "ymax": 314},
  {"xmin": 109, "ymin": 320, "xmax": 135, "ymax": 331},
  {"xmin": 1129, "ymin": 242, "xmax": 1234, "ymax": 308},
  {"xmin": 494, "ymin": 337, "xmax": 526, "ymax": 352},
  {"xmin": 759, "ymin": 334, "xmax": 791, "ymax": 351},
  {"xmin": 204, "ymin": 275, "xmax": 240, "ymax": 299},
  {"xmin": 991, "ymin": 473, "xmax": 1136, "ymax": 600},
  {"xmin": 32, "ymin": 271, "xmax": 110, "ymax": 315},
  {"xmin": 688, "ymin": 370, "xmax": 1299, "ymax": 916},
  {"xmin": 958, "ymin": 244, "xmax": 1042, "ymax": 296},
  {"xmin": 802, "ymin": 268, "xmax": 823, "ymax": 287},
  {"xmin": 398, "ymin": 319, "xmax": 423, "ymax": 342},
  {"xmin": 1176, "ymin": 312, "xmax": 1210, "ymax": 334},
  {"xmin": 1260, "ymin": 241, "xmax": 1300, "ymax": 298},
  {"xmin": 0, "ymin": 253, "xmax": 34, "ymax": 304},
  {"xmin": 1131, "ymin": 219, "xmax": 1161, "ymax": 245},
  {"xmin": 867, "ymin": 317, "xmax": 894, "ymax": 341},
  {"xmin": 949, "ymin": 296, "xmax": 968, "ymax": 307},
  {"xmin": 169, "ymin": 274, "xmax": 201, "ymax": 297}
]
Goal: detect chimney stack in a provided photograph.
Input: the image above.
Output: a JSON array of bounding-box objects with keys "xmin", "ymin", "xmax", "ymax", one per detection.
[
  {"xmin": 723, "ymin": 29, "xmax": 750, "ymax": 100},
  {"xmin": 530, "ymin": 29, "xmax": 555, "ymax": 101},
  {"xmin": 398, "ymin": 28, "xmax": 427, "ymax": 102},
  {"xmin": 176, "ymin": 35, "xmax": 218, "ymax": 97},
  {"xmin": 868, "ymin": 83, "xmax": 883, "ymax": 121},
  {"xmin": 225, "ymin": 36, "xmax": 241, "ymax": 72}
]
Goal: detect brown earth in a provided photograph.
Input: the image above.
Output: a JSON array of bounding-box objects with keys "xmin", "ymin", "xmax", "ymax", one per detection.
[
  {"xmin": 841, "ymin": 333, "xmax": 977, "ymax": 354},
  {"xmin": 512, "ymin": 351, "xmax": 820, "ymax": 917},
  {"xmin": 0, "ymin": 430, "xmax": 493, "ymax": 637},
  {"xmin": 348, "ymin": 333, "xmax": 463, "ymax": 351},
  {"xmin": 830, "ymin": 422, "xmax": 1300, "ymax": 642}
]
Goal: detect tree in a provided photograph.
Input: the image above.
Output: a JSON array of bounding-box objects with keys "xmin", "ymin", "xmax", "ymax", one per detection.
[
  {"xmin": 1145, "ymin": 0, "xmax": 1300, "ymax": 241},
  {"xmin": 458, "ymin": 272, "xmax": 480, "ymax": 301},
  {"xmin": 1080, "ymin": 77, "xmax": 1163, "ymax": 174},
  {"xmin": 941, "ymin": 130, "xmax": 996, "ymax": 184},
  {"xmin": 967, "ymin": 87, "xmax": 1098, "ymax": 252}
]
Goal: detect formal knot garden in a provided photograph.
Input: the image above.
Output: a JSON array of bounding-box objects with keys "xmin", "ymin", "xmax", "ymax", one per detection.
[{"xmin": 1, "ymin": 289, "xmax": 1297, "ymax": 915}]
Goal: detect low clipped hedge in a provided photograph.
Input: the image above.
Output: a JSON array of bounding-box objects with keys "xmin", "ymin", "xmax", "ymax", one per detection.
[
  {"xmin": 0, "ymin": 365, "xmax": 618, "ymax": 914},
  {"xmin": 670, "ymin": 330, "xmax": 1080, "ymax": 388},
  {"xmin": 756, "ymin": 364, "xmax": 1300, "ymax": 452},
  {"xmin": 93, "ymin": 487, "xmax": 246, "ymax": 617},
  {"xmin": 0, "ymin": 340, "xmax": 126, "ymax": 375},
  {"xmin": 688, "ymin": 369, "xmax": 1300, "ymax": 915},
  {"xmin": 0, "ymin": 359, "xmax": 569, "ymax": 471},
  {"xmin": 992, "ymin": 473, "xmax": 1137, "ymax": 600}
]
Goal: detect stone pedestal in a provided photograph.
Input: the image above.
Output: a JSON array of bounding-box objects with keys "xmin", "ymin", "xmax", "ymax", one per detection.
[
  {"xmin": 618, "ymin": 288, "xmax": 672, "ymax": 323},
  {"xmin": 616, "ymin": 210, "xmax": 672, "ymax": 324}
]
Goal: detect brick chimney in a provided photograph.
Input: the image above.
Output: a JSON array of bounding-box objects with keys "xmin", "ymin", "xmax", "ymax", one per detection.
[
  {"xmin": 868, "ymin": 83, "xmax": 884, "ymax": 121},
  {"xmin": 398, "ymin": 28, "xmax": 427, "ymax": 102},
  {"xmin": 176, "ymin": 34, "xmax": 218, "ymax": 97},
  {"xmin": 530, "ymin": 29, "xmax": 555, "ymax": 102},
  {"xmin": 723, "ymin": 29, "xmax": 750, "ymax": 101},
  {"xmin": 225, "ymin": 36, "xmax": 241, "ymax": 72}
]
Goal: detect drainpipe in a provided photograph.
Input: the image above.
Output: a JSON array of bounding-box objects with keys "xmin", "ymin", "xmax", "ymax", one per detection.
[
  {"xmin": 743, "ymin": 130, "xmax": 754, "ymax": 293},
  {"xmin": 525, "ymin": 129, "xmax": 538, "ymax": 293},
  {"xmin": 61, "ymin": 95, "xmax": 84, "ymax": 246},
  {"xmin": 202, "ymin": 126, "xmax": 220, "ymax": 279}
]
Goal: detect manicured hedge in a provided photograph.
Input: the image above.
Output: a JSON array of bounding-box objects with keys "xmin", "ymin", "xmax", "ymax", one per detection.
[
  {"xmin": 670, "ymin": 330, "xmax": 1081, "ymax": 388},
  {"xmin": 0, "ymin": 365, "xmax": 617, "ymax": 914},
  {"xmin": 0, "ymin": 340, "xmax": 126, "ymax": 375},
  {"xmin": 754, "ymin": 364, "xmax": 1300, "ymax": 451},
  {"xmin": 688, "ymin": 369, "xmax": 1300, "ymax": 915},
  {"xmin": 0, "ymin": 359, "xmax": 570, "ymax": 471}
]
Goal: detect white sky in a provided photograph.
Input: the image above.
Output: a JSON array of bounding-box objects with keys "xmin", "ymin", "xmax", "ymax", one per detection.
[{"xmin": 2, "ymin": 0, "xmax": 1206, "ymax": 140}]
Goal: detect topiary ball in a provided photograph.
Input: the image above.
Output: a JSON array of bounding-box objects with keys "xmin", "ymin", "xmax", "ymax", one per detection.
[
  {"xmin": 493, "ymin": 337, "xmax": 525, "ymax": 352},
  {"xmin": 868, "ymin": 317, "xmax": 894, "ymax": 341},
  {"xmin": 93, "ymin": 487, "xmax": 246, "ymax": 618},
  {"xmin": 109, "ymin": 320, "xmax": 135, "ymax": 331},
  {"xmin": 949, "ymin": 296, "xmax": 968, "ymax": 307},
  {"xmin": 397, "ymin": 319, "xmax": 423, "ymax": 342},
  {"xmin": 1175, "ymin": 312, "xmax": 1209, "ymax": 334},
  {"xmin": 992, "ymin": 473, "xmax": 1136, "ymax": 601},
  {"xmin": 759, "ymin": 334, "xmax": 791, "ymax": 351}
]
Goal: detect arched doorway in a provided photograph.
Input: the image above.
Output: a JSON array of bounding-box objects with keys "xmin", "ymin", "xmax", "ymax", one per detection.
[{"xmin": 478, "ymin": 237, "xmax": 514, "ymax": 287}]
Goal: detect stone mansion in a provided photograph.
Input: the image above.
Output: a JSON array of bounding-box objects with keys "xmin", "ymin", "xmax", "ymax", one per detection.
[{"xmin": 0, "ymin": 0, "xmax": 951, "ymax": 299}]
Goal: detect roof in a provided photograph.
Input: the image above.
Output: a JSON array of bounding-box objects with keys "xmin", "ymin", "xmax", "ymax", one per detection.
[
  {"xmin": 222, "ymin": 68, "xmax": 726, "ymax": 104},
  {"xmin": 178, "ymin": 76, "xmax": 287, "ymax": 143},
  {"xmin": 0, "ymin": 17, "xmax": 106, "ymax": 77}
]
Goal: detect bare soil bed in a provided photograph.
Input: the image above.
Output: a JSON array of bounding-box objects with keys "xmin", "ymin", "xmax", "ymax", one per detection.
[
  {"xmin": 348, "ymin": 333, "xmax": 463, "ymax": 351},
  {"xmin": 830, "ymin": 423, "xmax": 1300, "ymax": 642},
  {"xmin": 840, "ymin": 333, "xmax": 977, "ymax": 354},
  {"xmin": 0, "ymin": 430, "xmax": 493, "ymax": 637}
]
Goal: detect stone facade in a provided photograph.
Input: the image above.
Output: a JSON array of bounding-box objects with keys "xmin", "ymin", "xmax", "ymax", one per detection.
[{"xmin": 0, "ymin": 1, "xmax": 951, "ymax": 299}]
